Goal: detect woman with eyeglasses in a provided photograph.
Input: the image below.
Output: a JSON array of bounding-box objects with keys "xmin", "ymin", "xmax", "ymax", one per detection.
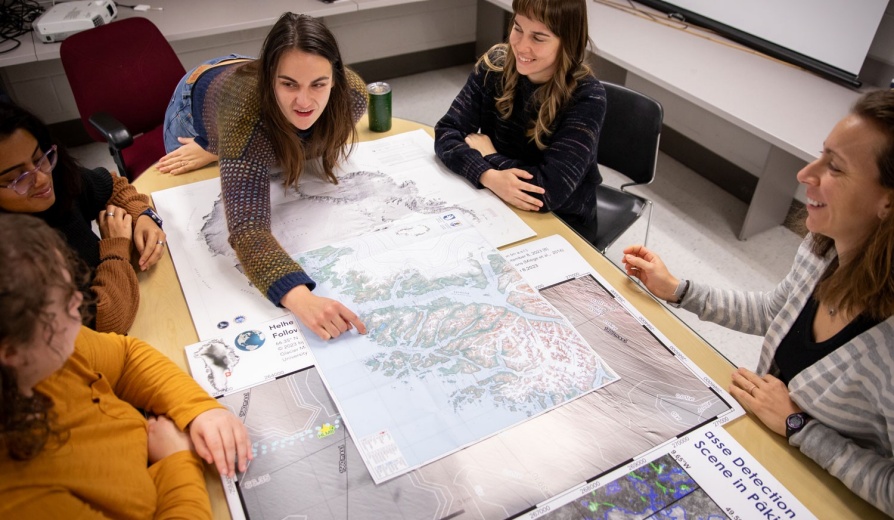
[{"xmin": 0, "ymin": 102, "xmax": 166, "ymax": 334}]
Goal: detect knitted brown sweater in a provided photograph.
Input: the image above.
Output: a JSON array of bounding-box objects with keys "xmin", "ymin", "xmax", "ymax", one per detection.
[{"xmin": 93, "ymin": 173, "xmax": 149, "ymax": 334}]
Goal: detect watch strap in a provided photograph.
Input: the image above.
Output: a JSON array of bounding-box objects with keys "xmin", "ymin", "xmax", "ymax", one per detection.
[{"xmin": 141, "ymin": 207, "xmax": 163, "ymax": 229}]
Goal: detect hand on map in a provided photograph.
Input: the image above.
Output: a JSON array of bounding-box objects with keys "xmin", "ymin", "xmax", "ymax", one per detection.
[
  {"xmin": 157, "ymin": 137, "xmax": 218, "ymax": 175},
  {"xmin": 282, "ymin": 285, "xmax": 367, "ymax": 340},
  {"xmin": 729, "ymin": 367, "xmax": 801, "ymax": 437},
  {"xmin": 479, "ymin": 168, "xmax": 545, "ymax": 212},
  {"xmin": 189, "ymin": 408, "xmax": 253, "ymax": 477},
  {"xmin": 134, "ymin": 214, "xmax": 166, "ymax": 271},
  {"xmin": 621, "ymin": 245, "xmax": 679, "ymax": 301}
]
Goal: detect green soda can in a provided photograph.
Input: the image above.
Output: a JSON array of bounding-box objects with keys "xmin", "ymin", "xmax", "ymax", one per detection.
[{"xmin": 367, "ymin": 82, "xmax": 392, "ymax": 132}]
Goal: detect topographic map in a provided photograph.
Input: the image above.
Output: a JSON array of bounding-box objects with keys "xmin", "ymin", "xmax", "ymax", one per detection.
[
  {"xmin": 298, "ymin": 214, "xmax": 619, "ymax": 483},
  {"xmin": 209, "ymin": 235, "xmax": 745, "ymax": 520},
  {"xmin": 152, "ymin": 130, "xmax": 534, "ymax": 339}
]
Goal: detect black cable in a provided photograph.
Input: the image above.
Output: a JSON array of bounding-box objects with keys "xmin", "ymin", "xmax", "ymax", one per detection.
[
  {"xmin": 0, "ymin": 0, "xmax": 43, "ymax": 54},
  {"xmin": 114, "ymin": 3, "xmax": 163, "ymax": 11}
]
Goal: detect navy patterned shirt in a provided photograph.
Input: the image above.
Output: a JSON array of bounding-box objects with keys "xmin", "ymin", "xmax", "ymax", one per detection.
[{"xmin": 435, "ymin": 57, "xmax": 606, "ymax": 221}]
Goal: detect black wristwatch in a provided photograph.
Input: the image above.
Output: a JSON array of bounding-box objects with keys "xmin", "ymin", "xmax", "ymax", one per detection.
[
  {"xmin": 785, "ymin": 412, "xmax": 811, "ymax": 439},
  {"xmin": 141, "ymin": 207, "xmax": 164, "ymax": 229}
]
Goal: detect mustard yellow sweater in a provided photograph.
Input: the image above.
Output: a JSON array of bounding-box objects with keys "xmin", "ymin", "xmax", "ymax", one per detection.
[{"xmin": 0, "ymin": 327, "xmax": 223, "ymax": 519}]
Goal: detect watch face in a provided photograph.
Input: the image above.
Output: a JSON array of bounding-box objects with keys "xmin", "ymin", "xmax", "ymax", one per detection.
[{"xmin": 787, "ymin": 413, "xmax": 805, "ymax": 429}]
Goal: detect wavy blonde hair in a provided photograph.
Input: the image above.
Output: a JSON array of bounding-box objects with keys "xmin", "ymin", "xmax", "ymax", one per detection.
[{"xmin": 479, "ymin": 0, "xmax": 592, "ymax": 149}]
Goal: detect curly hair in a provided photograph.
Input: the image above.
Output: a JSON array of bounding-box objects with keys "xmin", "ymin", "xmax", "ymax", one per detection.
[
  {"xmin": 810, "ymin": 89, "xmax": 894, "ymax": 321},
  {"xmin": 480, "ymin": 0, "xmax": 592, "ymax": 150},
  {"xmin": 0, "ymin": 214, "xmax": 89, "ymax": 459},
  {"xmin": 243, "ymin": 12, "xmax": 357, "ymax": 187}
]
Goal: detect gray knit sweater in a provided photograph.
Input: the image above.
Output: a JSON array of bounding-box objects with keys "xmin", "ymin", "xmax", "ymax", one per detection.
[{"xmin": 681, "ymin": 236, "xmax": 894, "ymax": 515}]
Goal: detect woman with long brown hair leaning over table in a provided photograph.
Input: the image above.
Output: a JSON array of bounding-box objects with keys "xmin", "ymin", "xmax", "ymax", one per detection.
[{"xmin": 159, "ymin": 13, "xmax": 369, "ymax": 342}]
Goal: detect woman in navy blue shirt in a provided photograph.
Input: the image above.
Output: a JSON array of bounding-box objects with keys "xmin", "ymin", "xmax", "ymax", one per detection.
[{"xmin": 435, "ymin": 0, "xmax": 606, "ymax": 227}]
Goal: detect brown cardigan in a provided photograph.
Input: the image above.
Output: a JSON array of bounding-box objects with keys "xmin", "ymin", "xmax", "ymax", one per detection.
[{"xmin": 93, "ymin": 172, "xmax": 151, "ymax": 333}]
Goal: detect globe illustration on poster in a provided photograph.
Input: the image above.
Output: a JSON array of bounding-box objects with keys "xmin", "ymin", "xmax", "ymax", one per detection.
[{"xmin": 235, "ymin": 330, "xmax": 266, "ymax": 351}]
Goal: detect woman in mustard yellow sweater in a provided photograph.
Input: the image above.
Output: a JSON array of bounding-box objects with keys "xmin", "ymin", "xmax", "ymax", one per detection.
[{"xmin": 0, "ymin": 214, "xmax": 251, "ymax": 519}]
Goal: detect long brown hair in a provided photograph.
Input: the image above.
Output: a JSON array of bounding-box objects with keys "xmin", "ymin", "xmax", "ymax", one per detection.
[
  {"xmin": 0, "ymin": 214, "xmax": 87, "ymax": 459},
  {"xmin": 480, "ymin": 0, "xmax": 592, "ymax": 149},
  {"xmin": 251, "ymin": 12, "xmax": 356, "ymax": 186},
  {"xmin": 811, "ymin": 90, "xmax": 894, "ymax": 321}
]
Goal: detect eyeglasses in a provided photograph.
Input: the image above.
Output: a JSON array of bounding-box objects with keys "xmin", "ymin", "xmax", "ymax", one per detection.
[{"xmin": 0, "ymin": 145, "xmax": 58, "ymax": 196}]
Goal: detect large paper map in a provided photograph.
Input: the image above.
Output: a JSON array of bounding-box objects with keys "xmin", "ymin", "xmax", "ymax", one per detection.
[
  {"xmin": 298, "ymin": 214, "xmax": 619, "ymax": 483},
  {"xmin": 152, "ymin": 130, "xmax": 534, "ymax": 339},
  {"xmin": 206, "ymin": 235, "xmax": 743, "ymax": 520}
]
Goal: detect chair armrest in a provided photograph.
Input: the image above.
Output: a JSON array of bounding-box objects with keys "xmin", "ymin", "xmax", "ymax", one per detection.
[
  {"xmin": 620, "ymin": 181, "xmax": 647, "ymax": 191},
  {"xmin": 88, "ymin": 112, "xmax": 134, "ymax": 150}
]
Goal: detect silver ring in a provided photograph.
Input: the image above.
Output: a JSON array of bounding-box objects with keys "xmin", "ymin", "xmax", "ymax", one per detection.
[
  {"xmin": 157, "ymin": 240, "xmax": 165, "ymax": 245},
  {"xmin": 106, "ymin": 212, "xmax": 115, "ymax": 217},
  {"xmin": 181, "ymin": 161, "xmax": 186, "ymax": 167}
]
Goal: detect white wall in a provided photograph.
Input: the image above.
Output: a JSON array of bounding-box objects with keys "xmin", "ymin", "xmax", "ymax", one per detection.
[
  {"xmin": 329, "ymin": 0, "xmax": 476, "ymax": 64},
  {"xmin": 626, "ymin": 0, "xmax": 894, "ymax": 207}
]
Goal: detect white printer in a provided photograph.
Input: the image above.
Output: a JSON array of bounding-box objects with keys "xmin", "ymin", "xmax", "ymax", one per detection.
[{"xmin": 33, "ymin": 0, "xmax": 118, "ymax": 43}]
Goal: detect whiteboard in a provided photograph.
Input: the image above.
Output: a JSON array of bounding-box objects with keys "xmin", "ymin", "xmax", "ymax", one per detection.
[{"xmin": 660, "ymin": 0, "xmax": 887, "ymax": 75}]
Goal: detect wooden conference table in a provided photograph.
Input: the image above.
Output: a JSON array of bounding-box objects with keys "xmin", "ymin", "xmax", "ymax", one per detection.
[{"xmin": 131, "ymin": 118, "xmax": 883, "ymax": 520}]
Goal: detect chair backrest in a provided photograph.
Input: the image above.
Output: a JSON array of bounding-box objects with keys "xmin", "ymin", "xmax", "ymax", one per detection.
[
  {"xmin": 598, "ymin": 82, "xmax": 663, "ymax": 186},
  {"xmin": 61, "ymin": 17, "xmax": 186, "ymax": 143}
]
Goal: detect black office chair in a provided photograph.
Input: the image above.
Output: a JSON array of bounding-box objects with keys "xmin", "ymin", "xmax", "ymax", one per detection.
[{"xmin": 563, "ymin": 82, "xmax": 663, "ymax": 253}]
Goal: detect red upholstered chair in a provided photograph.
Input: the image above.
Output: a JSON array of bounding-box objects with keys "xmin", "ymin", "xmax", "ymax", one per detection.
[{"xmin": 60, "ymin": 17, "xmax": 185, "ymax": 180}]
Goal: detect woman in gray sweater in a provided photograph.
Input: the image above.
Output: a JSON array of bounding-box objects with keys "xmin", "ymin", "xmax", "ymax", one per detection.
[{"xmin": 623, "ymin": 89, "xmax": 894, "ymax": 515}]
